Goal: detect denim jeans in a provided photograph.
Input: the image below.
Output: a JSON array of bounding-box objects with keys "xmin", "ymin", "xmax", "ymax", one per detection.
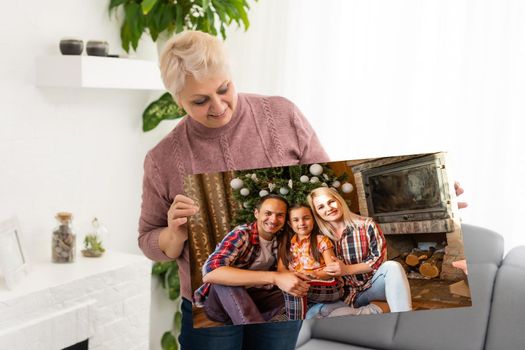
[
  {"xmin": 354, "ymin": 260, "xmax": 412, "ymax": 312},
  {"xmin": 180, "ymin": 298, "xmax": 302, "ymax": 350}
]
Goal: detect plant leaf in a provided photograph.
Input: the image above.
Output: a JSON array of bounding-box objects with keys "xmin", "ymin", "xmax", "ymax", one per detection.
[
  {"xmin": 161, "ymin": 331, "xmax": 178, "ymax": 350},
  {"xmin": 152, "ymin": 261, "xmax": 171, "ymax": 276},
  {"xmin": 142, "ymin": 93, "xmax": 186, "ymax": 132},
  {"xmin": 231, "ymin": 0, "xmax": 250, "ymax": 29},
  {"xmin": 121, "ymin": 2, "xmax": 146, "ymax": 52},
  {"xmin": 174, "ymin": 311, "xmax": 182, "ymax": 332},
  {"xmin": 202, "ymin": 0, "xmax": 211, "ymax": 11},
  {"xmin": 141, "ymin": 0, "xmax": 158, "ymax": 15},
  {"xmin": 166, "ymin": 263, "xmax": 181, "ymax": 300},
  {"xmin": 109, "ymin": 0, "xmax": 127, "ymax": 11},
  {"xmin": 174, "ymin": 3, "xmax": 185, "ymax": 33}
]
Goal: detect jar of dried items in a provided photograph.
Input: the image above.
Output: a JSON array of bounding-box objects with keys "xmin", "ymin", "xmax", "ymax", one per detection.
[{"xmin": 52, "ymin": 212, "xmax": 76, "ymax": 263}]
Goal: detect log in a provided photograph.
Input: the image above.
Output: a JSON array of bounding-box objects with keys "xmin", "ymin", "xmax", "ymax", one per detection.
[
  {"xmin": 405, "ymin": 248, "xmax": 435, "ymax": 267},
  {"xmin": 419, "ymin": 251, "xmax": 445, "ymax": 278}
]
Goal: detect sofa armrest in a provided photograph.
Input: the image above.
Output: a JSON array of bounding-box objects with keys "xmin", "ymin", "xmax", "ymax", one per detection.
[
  {"xmin": 462, "ymin": 224, "xmax": 504, "ymax": 265},
  {"xmin": 485, "ymin": 246, "xmax": 525, "ymax": 350}
]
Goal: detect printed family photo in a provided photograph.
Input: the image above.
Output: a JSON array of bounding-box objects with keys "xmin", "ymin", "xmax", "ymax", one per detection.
[{"xmin": 184, "ymin": 152, "xmax": 471, "ymax": 328}]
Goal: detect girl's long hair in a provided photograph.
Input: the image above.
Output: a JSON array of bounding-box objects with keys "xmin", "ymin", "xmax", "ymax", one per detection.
[
  {"xmin": 307, "ymin": 187, "xmax": 360, "ymax": 241},
  {"xmin": 278, "ymin": 204, "xmax": 322, "ymax": 270}
]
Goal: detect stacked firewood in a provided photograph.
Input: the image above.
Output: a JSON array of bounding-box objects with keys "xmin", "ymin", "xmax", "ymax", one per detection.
[{"xmin": 393, "ymin": 247, "xmax": 445, "ymax": 278}]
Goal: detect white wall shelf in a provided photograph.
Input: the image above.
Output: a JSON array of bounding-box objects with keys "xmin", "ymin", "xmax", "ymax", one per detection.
[{"xmin": 36, "ymin": 55, "xmax": 165, "ymax": 90}]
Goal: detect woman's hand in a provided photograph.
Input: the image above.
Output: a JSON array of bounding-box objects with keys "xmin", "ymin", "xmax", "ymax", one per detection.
[
  {"xmin": 324, "ymin": 256, "xmax": 348, "ymax": 277},
  {"xmin": 455, "ymin": 182, "xmax": 468, "ymax": 209},
  {"xmin": 167, "ymin": 194, "xmax": 199, "ymax": 239},
  {"xmin": 159, "ymin": 194, "xmax": 199, "ymax": 258},
  {"xmin": 452, "ymin": 259, "xmax": 468, "ymax": 275}
]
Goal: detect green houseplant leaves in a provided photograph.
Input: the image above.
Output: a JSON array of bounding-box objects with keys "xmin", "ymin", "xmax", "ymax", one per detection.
[
  {"xmin": 142, "ymin": 93, "xmax": 186, "ymax": 132},
  {"xmin": 109, "ymin": 0, "xmax": 255, "ymax": 53}
]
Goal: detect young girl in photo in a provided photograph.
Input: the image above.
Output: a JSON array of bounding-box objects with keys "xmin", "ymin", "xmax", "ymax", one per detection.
[{"xmin": 278, "ymin": 204, "xmax": 343, "ymax": 320}]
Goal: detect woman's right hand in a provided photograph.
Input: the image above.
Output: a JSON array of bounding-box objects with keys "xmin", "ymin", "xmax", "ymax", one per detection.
[{"xmin": 167, "ymin": 194, "xmax": 199, "ymax": 239}]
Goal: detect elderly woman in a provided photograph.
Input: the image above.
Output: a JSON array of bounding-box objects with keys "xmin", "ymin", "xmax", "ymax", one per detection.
[
  {"xmin": 138, "ymin": 30, "xmax": 329, "ymax": 350},
  {"xmin": 307, "ymin": 187, "xmax": 413, "ymax": 312}
]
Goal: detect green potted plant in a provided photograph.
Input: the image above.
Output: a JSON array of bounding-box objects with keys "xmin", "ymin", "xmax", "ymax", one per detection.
[
  {"xmin": 109, "ymin": 0, "xmax": 255, "ymax": 53},
  {"xmin": 81, "ymin": 234, "xmax": 106, "ymax": 257},
  {"xmin": 109, "ymin": 0, "xmax": 258, "ymax": 131}
]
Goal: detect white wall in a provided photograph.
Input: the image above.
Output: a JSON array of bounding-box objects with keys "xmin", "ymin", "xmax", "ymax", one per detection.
[
  {"xmin": 0, "ymin": 1, "xmax": 178, "ymax": 349},
  {"xmin": 226, "ymin": 0, "xmax": 525, "ymax": 254}
]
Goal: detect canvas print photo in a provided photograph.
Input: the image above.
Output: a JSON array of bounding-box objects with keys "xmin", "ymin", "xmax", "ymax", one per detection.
[{"xmin": 183, "ymin": 152, "xmax": 471, "ymax": 328}]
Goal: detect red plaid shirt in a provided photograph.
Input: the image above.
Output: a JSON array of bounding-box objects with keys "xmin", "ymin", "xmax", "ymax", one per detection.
[
  {"xmin": 193, "ymin": 221, "xmax": 279, "ymax": 306},
  {"xmin": 334, "ymin": 217, "xmax": 386, "ymax": 306}
]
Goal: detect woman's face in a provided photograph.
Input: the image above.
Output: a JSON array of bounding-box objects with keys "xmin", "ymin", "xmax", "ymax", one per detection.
[
  {"xmin": 288, "ymin": 207, "xmax": 314, "ymax": 238},
  {"xmin": 312, "ymin": 194, "xmax": 343, "ymax": 222},
  {"xmin": 176, "ymin": 72, "xmax": 237, "ymax": 128}
]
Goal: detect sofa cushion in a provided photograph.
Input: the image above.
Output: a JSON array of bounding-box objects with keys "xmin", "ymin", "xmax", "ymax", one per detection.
[
  {"xmin": 391, "ymin": 263, "xmax": 497, "ymax": 350},
  {"xmin": 311, "ymin": 313, "xmax": 399, "ymax": 349},
  {"xmin": 297, "ymin": 338, "xmax": 378, "ymax": 350},
  {"xmin": 485, "ymin": 246, "xmax": 525, "ymax": 350}
]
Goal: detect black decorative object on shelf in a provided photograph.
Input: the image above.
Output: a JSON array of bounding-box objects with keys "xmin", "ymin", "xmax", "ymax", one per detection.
[
  {"xmin": 59, "ymin": 39, "xmax": 83, "ymax": 55},
  {"xmin": 86, "ymin": 40, "xmax": 109, "ymax": 56}
]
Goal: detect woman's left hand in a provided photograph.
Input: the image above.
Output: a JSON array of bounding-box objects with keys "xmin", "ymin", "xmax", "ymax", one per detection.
[
  {"xmin": 324, "ymin": 256, "xmax": 347, "ymax": 277},
  {"xmin": 455, "ymin": 181, "xmax": 468, "ymax": 209}
]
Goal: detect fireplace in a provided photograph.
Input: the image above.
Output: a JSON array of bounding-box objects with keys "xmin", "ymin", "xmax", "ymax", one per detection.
[
  {"xmin": 363, "ymin": 153, "xmax": 452, "ymax": 223},
  {"xmin": 351, "ymin": 153, "xmax": 464, "ymax": 280}
]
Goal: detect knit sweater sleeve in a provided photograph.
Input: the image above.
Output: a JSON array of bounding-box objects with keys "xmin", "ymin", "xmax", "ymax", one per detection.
[
  {"xmin": 292, "ymin": 103, "xmax": 330, "ymax": 163},
  {"xmin": 138, "ymin": 151, "xmax": 174, "ymax": 261}
]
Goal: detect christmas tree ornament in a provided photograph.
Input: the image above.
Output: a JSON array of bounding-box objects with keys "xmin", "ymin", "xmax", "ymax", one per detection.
[
  {"xmin": 268, "ymin": 183, "xmax": 276, "ymax": 192},
  {"xmin": 332, "ymin": 180, "xmax": 341, "ymax": 188},
  {"xmin": 300, "ymin": 175, "xmax": 309, "ymax": 183},
  {"xmin": 342, "ymin": 182, "xmax": 354, "ymax": 193},
  {"xmin": 323, "ymin": 174, "xmax": 329, "ymax": 180},
  {"xmin": 230, "ymin": 178, "xmax": 244, "ymax": 190},
  {"xmin": 240, "ymin": 188, "xmax": 250, "ymax": 196},
  {"xmin": 279, "ymin": 187, "xmax": 289, "ymax": 195},
  {"xmin": 310, "ymin": 176, "xmax": 320, "ymax": 183},
  {"xmin": 321, "ymin": 182, "xmax": 328, "ymax": 187},
  {"xmin": 243, "ymin": 201, "xmax": 251, "ymax": 209},
  {"xmin": 251, "ymin": 173, "xmax": 258, "ymax": 182},
  {"xmin": 259, "ymin": 189, "xmax": 269, "ymax": 197},
  {"xmin": 309, "ymin": 164, "xmax": 323, "ymax": 176},
  {"xmin": 288, "ymin": 179, "xmax": 293, "ymax": 188}
]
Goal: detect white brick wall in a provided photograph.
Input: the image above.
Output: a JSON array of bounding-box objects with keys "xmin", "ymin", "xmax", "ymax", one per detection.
[{"xmin": 0, "ymin": 252, "xmax": 151, "ymax": 350}]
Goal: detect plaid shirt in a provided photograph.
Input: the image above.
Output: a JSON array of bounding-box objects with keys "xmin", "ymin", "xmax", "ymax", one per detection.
[
  {"xmin": 334, "ymin": 217, "xmax": 386, "ymax": 306},
  {"xmin": 193, "ymin": 221, "xmax": 279, "ymax": 306}
]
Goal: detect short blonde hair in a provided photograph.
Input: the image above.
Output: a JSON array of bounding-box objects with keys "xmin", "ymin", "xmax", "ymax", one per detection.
[
  {"xmin": 307, "ymin": 187, "xmax": 359, "ymax": 241},
  {"xmin": 159, "ymin": 30, "xmax": 230, "ymax": 96}
]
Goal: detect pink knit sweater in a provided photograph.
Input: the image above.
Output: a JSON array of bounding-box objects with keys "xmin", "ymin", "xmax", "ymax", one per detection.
[{"xmin": 138, "ymin": 93, "xmax": 329, "ymax": 300}]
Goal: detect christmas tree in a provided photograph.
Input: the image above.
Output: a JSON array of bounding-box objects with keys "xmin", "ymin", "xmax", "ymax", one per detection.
[{"xmin": 230, "ymin": 163, "xmax": 354, "ymax": 225}]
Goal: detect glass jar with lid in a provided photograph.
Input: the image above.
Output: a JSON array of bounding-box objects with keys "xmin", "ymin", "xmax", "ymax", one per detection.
[{"xmin": 52, "ymin": 212, "xmax": 76, "ymax": 263}]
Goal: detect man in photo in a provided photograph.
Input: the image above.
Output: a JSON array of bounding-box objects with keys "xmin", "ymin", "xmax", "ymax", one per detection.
[{"xmin": 193, "ymin": 194, "xmax": 311, "ymax": 325}]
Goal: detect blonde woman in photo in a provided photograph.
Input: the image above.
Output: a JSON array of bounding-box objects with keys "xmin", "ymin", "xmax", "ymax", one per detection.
[{"xmin": 307, "ymin": 187, "xmax": 413, "ymax": 312}]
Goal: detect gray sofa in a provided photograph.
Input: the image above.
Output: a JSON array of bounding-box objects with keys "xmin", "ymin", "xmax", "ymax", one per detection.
[{"xmin": 296, "ymin": 224, "xmax": 525, "ymax": 350}]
